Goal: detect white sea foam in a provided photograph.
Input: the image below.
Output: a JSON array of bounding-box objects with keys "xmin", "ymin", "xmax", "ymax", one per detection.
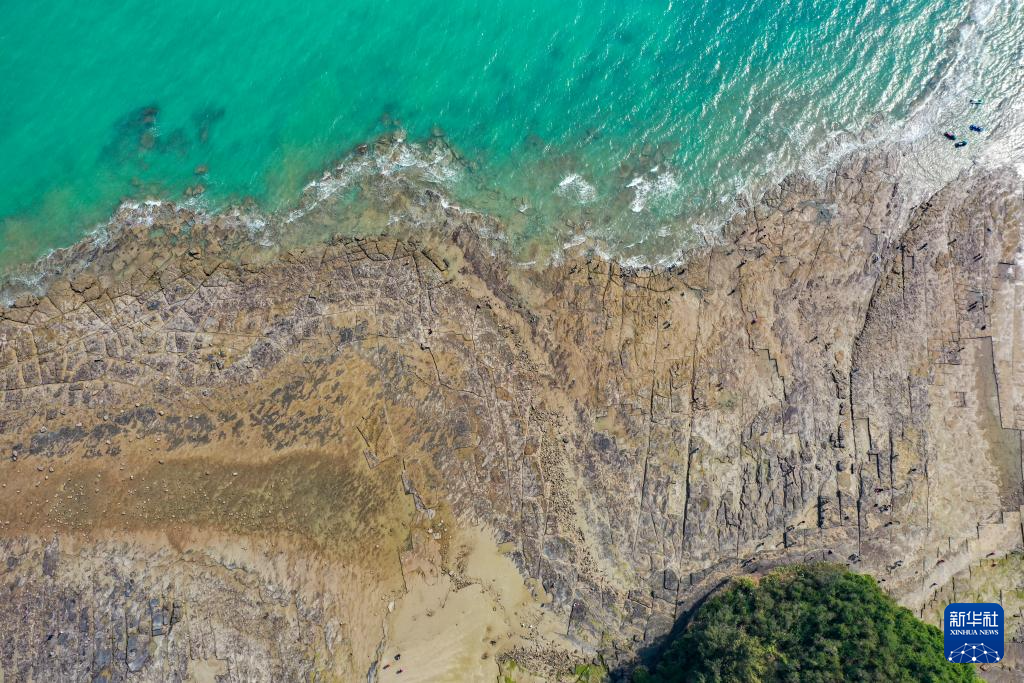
[
  {"xmin": 560, "ymin": 233, "xmax": 588, "ymax": 250},
  {"xmin": 285, "ymin": 131, "xmax": 461, "ymax": 224},
  {"xmin": 675, "ymin": 0, "xmax": 1024, "ymax": 265},
  {"xmin": 971, "ymin": 0, "xmax": 998, "ymax": 25},
  {"xmin": 556, "ymin": 173, "xmax": 597, "ymax": 203},
  {"xmin": 627, "ymin": 169, "xmax": 680, "ymax": 213},
  {"xmin": 242, "ymin": 215, "xmax": 274, "ymax": 247}
]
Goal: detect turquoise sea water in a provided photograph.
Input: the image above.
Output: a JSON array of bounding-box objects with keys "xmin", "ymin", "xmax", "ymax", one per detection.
[{"xmin": 1, "ymin": 0, "xmax": 1022, "ymax": 272}]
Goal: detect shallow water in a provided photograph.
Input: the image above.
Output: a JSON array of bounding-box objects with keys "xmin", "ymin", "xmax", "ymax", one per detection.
[{"xmin": 1, "ymin": 0, "xmax": 1021, "ymax": 272}]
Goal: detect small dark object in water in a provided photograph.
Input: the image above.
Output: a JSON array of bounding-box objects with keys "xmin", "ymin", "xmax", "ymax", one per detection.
[
  {"xmin": 943, "ymin": 132, "xmax": 956, "ymax": 140},
  {"xmin": 970, "ymin": 98, "xmax": 983, "ymax": 105},
  {"xmin": 954, "ymin": 140, "xmax": 968, "ymax": 148},
  {"xmin": 969, "ymin": 124, "xmax": 983, "ymax": 133}
]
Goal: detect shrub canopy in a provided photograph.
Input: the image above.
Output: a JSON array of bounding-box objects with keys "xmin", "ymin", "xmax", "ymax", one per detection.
[{"xmin": 634, "ymin": 564, "xmax": 977, "ymax": 683}]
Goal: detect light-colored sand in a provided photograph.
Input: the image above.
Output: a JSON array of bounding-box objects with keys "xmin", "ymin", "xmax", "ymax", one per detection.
[
  {"xmin": 187, "ymin": 658, "xmax": 228, "ymax": 682},
  {"xmin": 378, "ymin": 526, "xmax": 570, "ymax": 682}
]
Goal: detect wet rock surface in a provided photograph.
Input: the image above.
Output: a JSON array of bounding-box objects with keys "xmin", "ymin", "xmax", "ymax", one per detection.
[{"xmin": 1, "ymin": 149, "xmax": 1023, "ymax": 680}]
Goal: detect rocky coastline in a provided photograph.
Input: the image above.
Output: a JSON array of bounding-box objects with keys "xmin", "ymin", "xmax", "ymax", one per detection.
[{"xmin": 1, "ymin": 147, "xmax": 1023, "ymax": 681}]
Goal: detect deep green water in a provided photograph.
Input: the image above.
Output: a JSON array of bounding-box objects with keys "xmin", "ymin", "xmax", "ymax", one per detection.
[{"xmin": 1, "ymin": 0, "xmax": 1022, "ymax": 273}]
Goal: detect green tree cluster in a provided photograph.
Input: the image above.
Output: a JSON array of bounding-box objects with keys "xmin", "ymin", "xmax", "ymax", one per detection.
[{"xmin": 634, "ymin": 564, "xmax": 977, "ymax": 683}]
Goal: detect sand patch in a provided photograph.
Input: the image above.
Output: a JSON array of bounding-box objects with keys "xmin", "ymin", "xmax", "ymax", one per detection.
[
  {"xmin": 186, "ymin": 658, "xmax": 228, "ymax": 682},
  {"xmin": 376, "ymin": 526, "xmax": 571, "ymax": 682}
]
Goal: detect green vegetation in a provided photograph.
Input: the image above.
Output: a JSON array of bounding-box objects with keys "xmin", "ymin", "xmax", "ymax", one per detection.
[
  {"xmin": 634, "ymin": 564, "xmax": 978, "ymax": 683},
  {"xmin": 498, "ymin": 658, "xmax": 607, "ymax": 683},
  {"xmin": 572, "ymin": 663, "xmax": 608, "ymax": 682}
]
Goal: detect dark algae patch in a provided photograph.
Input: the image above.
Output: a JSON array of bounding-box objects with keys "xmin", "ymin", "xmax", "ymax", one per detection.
[{"xmin": 634, "ymin": 564, "xmax": 978, "ymax": 683}]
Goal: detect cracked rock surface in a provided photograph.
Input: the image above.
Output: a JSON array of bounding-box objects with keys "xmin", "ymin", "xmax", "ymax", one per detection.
[{"xmin": 1, "ymin": 149, "xmax": 1023, "ymax": 680}]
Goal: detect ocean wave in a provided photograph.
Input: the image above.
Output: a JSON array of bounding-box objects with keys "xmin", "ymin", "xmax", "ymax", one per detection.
[
  {"xmin": 626, "ymin": 168, "xmax": 680, "ymax": 213},
  {"xmin": 556, "ymin": 173, "xmax": 597, "ymax": 204},
  {"xmin": 971, "ymin": 0, "xmax": 998, "ymax": 25},
  {"xmin": 285, "ymin": 132, "xmax": 462, "ymax": 224},
  {"xmin": 0, "ymin": 219, "xmax": 112, "ymax": 306}
]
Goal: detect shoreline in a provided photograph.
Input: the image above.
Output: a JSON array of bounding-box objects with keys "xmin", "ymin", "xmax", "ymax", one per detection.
[
  {"xmin": 5, "ymin": 115, "xmax": 1006, "ymax": 310},
  {"xmin": 3, "ymin": 143, "xmax": 1024, "ymax": 678},
  {"xmin": 4, "ymin": 0, "xmax": 1018, "ymax": 293},
  {"xmin": 3, "ymin": 59, "xmax": 1002, "ymax": 302}
]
